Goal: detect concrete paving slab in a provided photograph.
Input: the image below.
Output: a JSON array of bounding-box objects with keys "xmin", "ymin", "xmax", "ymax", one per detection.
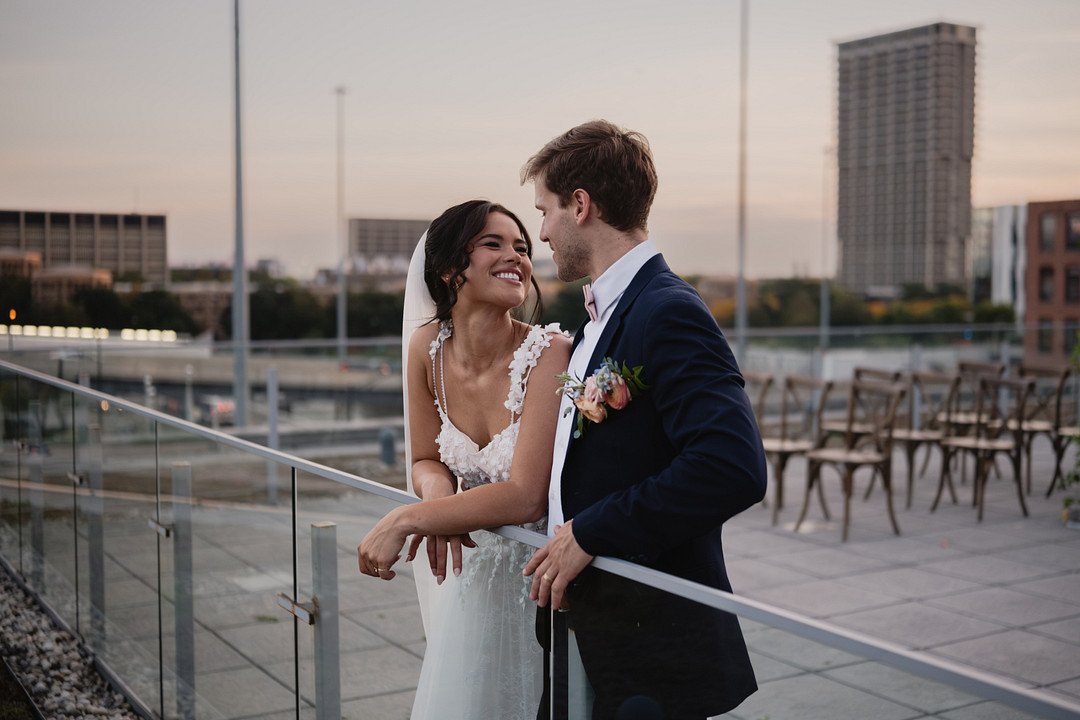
[
  {"xmin": 189, "ymin": 665, "xmax": 296, "ymax": 718},
  {"xmin": 731, "ymin": 672, "xmax": 922, "ymax": 720},
  {"xmin": 932, "ymin": 630, "xmax": 1080, "ymax": 685},
  {"xmin": 750, "ymin": 578, "xmax": 898, "ymax": 618},
  {"xmin": 920, "ymin": 555, "xmax": 1060, "ymax": 585},
  {"xmin": 726, "ymin": 556, "xmax": 817, "ymax": 591},
  {"xmin": 1010, "ymin": 573, "xmax": 1080, "ymax": 605},
  {"xmin": 938, "ymin": 700, "xmax": 1043, "ymax": 719},
  {"xmin": 1049, "ymin": 677, "xmax": 1080, "ymax": 703},
  {"xmin": 822, "ymin": 661, "xmax": 979, "ymax": 714},
  {"xmin": 835, "ymin": 566, "xmax": 980, "ymax": 600},
  {"xmin": 831, "ymin": 602, "xmax": 1005, "ymax": 649},
  {"xmin": 744, "ymin": 626, "xmax": 863, "ymax": 673},
  {"xmin": 928, "ymin": 587, "xmax": 1080, "ymax": 627},
  {"xmin": 766, "ymin": 547, "xmax": 891, "ymax": 578},
  {"xmin": 345, "ymin": 600, "xmax": 426, "ymax": 647},
  {"xmin": 1029, "ymin": 616, "xmax": 1080, "ymax": 645}
]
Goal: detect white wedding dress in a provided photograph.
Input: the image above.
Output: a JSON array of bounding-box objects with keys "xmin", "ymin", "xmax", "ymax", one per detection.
[{"xmin": 410, "ymin": 319, "xmax": 563, "ymax": 720}]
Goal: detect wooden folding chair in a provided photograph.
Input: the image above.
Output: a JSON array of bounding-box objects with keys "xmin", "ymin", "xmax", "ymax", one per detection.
[
  {"xmin": 796, "ymin": 380, "xmax": 906, "ymax": 541},
  {"xmin": 759, "ymin": 375, "xmax": 833, "ymax": 526}
]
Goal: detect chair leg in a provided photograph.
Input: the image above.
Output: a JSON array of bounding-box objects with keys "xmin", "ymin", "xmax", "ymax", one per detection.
[
  {"xmin": 816, "ymin": 470, "xmax": 832, "ymax": 521},
  {"xmin": 1012, "ymin": 451, "xmax": 1029, "ymax": 518},
  {"xmin": 904, "ymin": 442, "xmax": 918, "ymax": 510},
  {"xmin": 771, "ymin": 455, "xmax": 788, "ymax": 526},
  {"xmin": 1047, "ymin": 435, "xmax": 1070, "ymax": 498},
  {"xmin": 918, "ymin": 442, "xmax": 933, "ymax": 478},
  {"xmin": 841, "ymin": 467, "xmax": 854, "ymax": 542},
  {"xmin": 1024, "ymin": 435, "xmax": 1033, "ymax": 496},
  {"xmin": 932, "ymin": 446, "xmax": 958, "ymax": 511},
  {"xmin": 794, "ymin": 460, "xmax": 819, "ymax": 532},
  {"xmin": 882, "ymin": 462, "xmax": 901, "ymax": 536},
  {"xmin": 975, "ymin": 454, "xmax": 987, "ymax": 522}
]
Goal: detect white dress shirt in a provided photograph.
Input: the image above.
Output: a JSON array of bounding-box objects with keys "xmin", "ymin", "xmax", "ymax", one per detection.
[{"xmin": 547, "ymin": 240, "xmax": 660, "ymax": 536}]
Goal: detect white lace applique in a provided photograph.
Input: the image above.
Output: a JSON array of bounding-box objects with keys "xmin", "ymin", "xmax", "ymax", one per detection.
[{"xmin": 428, "ymin": 321, "xmax": 566, "ymax": 604}]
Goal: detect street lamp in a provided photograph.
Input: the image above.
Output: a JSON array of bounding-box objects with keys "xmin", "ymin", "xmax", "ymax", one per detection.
[
  {"xmin": 734, "ymin": 0, "xmax": 749, "ymax": 367},
  {"xmin": 7, "ymin": 309, "xmax": 14, "ymax": 353},
  {"xmin": 335, "ymin": 86, "xmax": 348, "ymax": 370}
]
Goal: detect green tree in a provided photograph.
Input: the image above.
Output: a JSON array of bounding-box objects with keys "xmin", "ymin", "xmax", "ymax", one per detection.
[
  {"xmin": 343, "ymin": 290, "xmax": 405, "ymax": 338},
  {"xmin": 223, "ymin": 285, "xmax": 330, "ymax": 340},
  {"xmin": 129, "ymin": 290, "xmax": 198, "ymax": 333},
  {"xmin": 829, "ymin": 286, "xmax": 873, "ymax": 326},
  {"xmin": 973, "ymin": 302, "xmax": 1015, "ymax": 324},
  {"xmin": 70, "ymin": 287, "xmax": 130, "ymax": 328}
]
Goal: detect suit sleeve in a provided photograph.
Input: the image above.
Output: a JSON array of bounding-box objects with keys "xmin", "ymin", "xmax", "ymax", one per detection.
[{"xmin": 571, "ymin": 290, "xmax": 768, "ymax": 559}]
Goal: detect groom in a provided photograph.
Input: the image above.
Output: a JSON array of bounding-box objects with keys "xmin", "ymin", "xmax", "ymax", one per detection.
[{"xmin": 523, "ymin": 120, "xmax": 767, "ymax": 719}]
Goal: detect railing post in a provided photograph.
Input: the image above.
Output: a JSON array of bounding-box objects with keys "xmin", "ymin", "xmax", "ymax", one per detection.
[
  {"xmin": 28, "ymin": 400, "xmax": 44, "ymax": 590},
  {"xmin": 172, "ymin": 462, "xmax": 196, "ymax": 720},
  {"xmin": 311, "ymin": 521, "xmax": 341, "ymax": 720},
  {"xmin": 85, "ymin": 421, "xmax": 106, "ymax": 647},
  {"xmin": 266, "ymin": 367, "xmax": 279, "ymax": 505}
]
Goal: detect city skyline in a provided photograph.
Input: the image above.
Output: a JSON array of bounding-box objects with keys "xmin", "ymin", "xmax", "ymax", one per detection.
[{"xmin": 2, "ymin": 0, "xmax": 1078, "ymax": 281}]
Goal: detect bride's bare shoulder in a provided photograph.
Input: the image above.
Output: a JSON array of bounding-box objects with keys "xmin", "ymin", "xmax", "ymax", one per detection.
[{"xmin": 408, "ymin": 321, "xmax": 442, "ymax": 359}]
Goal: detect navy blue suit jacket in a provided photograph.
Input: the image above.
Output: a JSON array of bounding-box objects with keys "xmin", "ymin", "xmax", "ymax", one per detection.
[{"xmin": 559, "ymin": 254, "xmax": 766, "ymax": 718}]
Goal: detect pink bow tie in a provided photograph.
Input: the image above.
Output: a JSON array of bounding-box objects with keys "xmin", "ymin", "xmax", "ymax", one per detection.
[{"xmin": 582, "ymin": 283, "xmax": 598, "ymax": 323}]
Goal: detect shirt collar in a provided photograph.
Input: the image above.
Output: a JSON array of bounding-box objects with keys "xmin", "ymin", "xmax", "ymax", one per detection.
[{"xmin": 588, "ymin": 239, "xmax": 660, "ymax": 319}]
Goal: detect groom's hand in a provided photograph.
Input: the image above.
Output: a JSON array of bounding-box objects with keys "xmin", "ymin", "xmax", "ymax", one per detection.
[{"xmin": 524, "ymin": 520, "xmax": 594, "ymax": 610}]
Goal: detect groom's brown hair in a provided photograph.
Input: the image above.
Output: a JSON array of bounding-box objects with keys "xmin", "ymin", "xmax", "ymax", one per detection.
[{"xmin": 521, "ymin": 119, "xmax": 658, "ymax": 233}]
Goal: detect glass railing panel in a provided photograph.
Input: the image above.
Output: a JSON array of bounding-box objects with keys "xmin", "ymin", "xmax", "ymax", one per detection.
[
  {"xmin": 18, "ymin": 379, "xmax": 81, "ymax": 633},
  {"xmin": 0, "ymin": 370, "xmax": 25, "ymax": 567},
  {"xmin": 155, "ymin": 434, "xmax": 297, "ymax": 720},
  {"xmin": 555, "ymin": 565, "xmax": 1078, "ymax": 720},
  {"xmin": 70, "ymin": 393, "xmax": 163, "ymax": 715},
  {"xmin": 294, "ymin": 468, "xmax": 420, "ymax": 719}
]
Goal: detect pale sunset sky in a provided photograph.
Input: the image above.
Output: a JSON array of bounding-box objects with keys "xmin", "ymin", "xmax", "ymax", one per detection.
[{"xmin": 1, "ymin": 0, "xmax": 1078, "ymax": 280}]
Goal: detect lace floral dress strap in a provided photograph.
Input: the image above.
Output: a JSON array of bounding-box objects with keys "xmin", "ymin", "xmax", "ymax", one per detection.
[
  {"xmin": 428, "ymin": 320, "xmax": 453, "ymax": 419},
  {"xmin": 504, "ymin": 322, "xmax": 566, "ymax": 419}
]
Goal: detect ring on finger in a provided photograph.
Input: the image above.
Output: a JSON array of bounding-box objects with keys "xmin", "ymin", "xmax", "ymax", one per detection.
[{"xmin": 542, "ymin": 573, "xmax": 553, "ymax": 582}]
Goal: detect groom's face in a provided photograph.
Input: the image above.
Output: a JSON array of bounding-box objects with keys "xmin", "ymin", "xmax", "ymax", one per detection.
[{"xmin": 534, "ymin": 181, "xmax": 588, "ymax": 282}]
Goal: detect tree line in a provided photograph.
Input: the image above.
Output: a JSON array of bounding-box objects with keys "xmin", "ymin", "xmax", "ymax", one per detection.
[{"xmin": 2, "ymin": 273, "xmax": 1013, "ymax": 343}]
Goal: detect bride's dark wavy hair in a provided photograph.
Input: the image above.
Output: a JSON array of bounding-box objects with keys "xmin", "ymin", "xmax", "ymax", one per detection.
[{"xmin": 424, "ymin": 200, "xmax": 543, "ymax": 324}]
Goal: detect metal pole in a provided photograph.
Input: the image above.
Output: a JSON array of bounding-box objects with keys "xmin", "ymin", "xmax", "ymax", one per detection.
[
  {"xmin": 80, "ymin": 374, "xmax": 106, "ymax": 648},
  {"xmin": 734, "ymin": 0, "xmax": 749, "ymax": 367},
  {"xmin": 28, "ymin": 400, "xmax": 44, "ymax": 589},
  {"xmin": 232, "ymin": 0, "xmax": 250, "ymax": 427},
  {"xmin": 335, "ymin": 86, "xmax": 348, "ymax": 370},
  {"xmin": 172, "ymin": 462, "xmax": 196, "ymax": 720},
  {"xmin": 819, "ymin": 146, "xmax": 832, "ymax": 357},
  {"xmin": 266, "ymin": 366, "xmax": 279, "ymax": 505},
  {"xmin": 184, "ymin": 364, "xmax": 194, "ymax": 422},
  {"xmin": 311, "ymin": 521, "xmax": 341, "ymax": 720}
]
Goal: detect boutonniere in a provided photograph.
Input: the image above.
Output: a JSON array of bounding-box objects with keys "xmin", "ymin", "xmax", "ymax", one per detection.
[{"xmin": 556, "ymin": 358, "xmax": 648, "ymax": 438}]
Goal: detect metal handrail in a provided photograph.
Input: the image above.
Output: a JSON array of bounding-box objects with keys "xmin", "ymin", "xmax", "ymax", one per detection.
[{"xmin": 2, "ymin": 358, "xmax": 1078, "ymax": 719}]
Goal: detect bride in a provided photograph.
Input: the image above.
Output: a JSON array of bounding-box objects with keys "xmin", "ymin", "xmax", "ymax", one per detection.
[{"xmin": 357, "ymin": 200, "xmax": 570, "ymax": 719}]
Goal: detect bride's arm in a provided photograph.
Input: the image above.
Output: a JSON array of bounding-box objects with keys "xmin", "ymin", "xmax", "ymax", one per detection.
[{"xmin": 358, "ymin": 332, "xmax": 571, "ymax": 578}]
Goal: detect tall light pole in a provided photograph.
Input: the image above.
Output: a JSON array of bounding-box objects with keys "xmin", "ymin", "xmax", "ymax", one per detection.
[
  {"xmin": 231, "ymin": 0, "xmax": 250, "ymax": 426},
  {"xmin": 335, "ymin": 86, "xmax": 348, "ymax": 369},
  {"xmin": 734, "ymin": 0, "xmax": 749, "ymax": 365},
  {"xmin": 819, "ymin": 145, "xmax": 833, "ymax": 357}
]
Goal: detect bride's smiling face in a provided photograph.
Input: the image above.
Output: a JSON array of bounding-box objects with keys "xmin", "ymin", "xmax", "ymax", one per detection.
[{"xmin": 456, "ymin": 211, "xmax": 533, "ymax": 310}]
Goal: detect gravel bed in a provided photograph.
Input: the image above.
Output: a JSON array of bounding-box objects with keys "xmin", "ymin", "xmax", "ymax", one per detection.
[{"xmin": 0, "ymin": 563, "xmax": 139, "ymax": 720}]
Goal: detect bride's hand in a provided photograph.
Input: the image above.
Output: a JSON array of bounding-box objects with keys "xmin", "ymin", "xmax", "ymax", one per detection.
[
  {"xmin": 357, "ymin": 508, "xmax": 410, "ymax": 581},
  {"xmin": 406, "ymin": 533, "xmax": 477, "ymax": 584}
]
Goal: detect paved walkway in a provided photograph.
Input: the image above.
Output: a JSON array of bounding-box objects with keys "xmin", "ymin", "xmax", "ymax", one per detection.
[{"xmin": 1, "ymin": 439, "xmax": 1078, "ymax": 719}]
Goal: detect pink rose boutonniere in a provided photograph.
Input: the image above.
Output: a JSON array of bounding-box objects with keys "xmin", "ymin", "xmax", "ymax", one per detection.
[{"xmin": 557, "ymin": 358, "xmax": 648, "ymax": 438}]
